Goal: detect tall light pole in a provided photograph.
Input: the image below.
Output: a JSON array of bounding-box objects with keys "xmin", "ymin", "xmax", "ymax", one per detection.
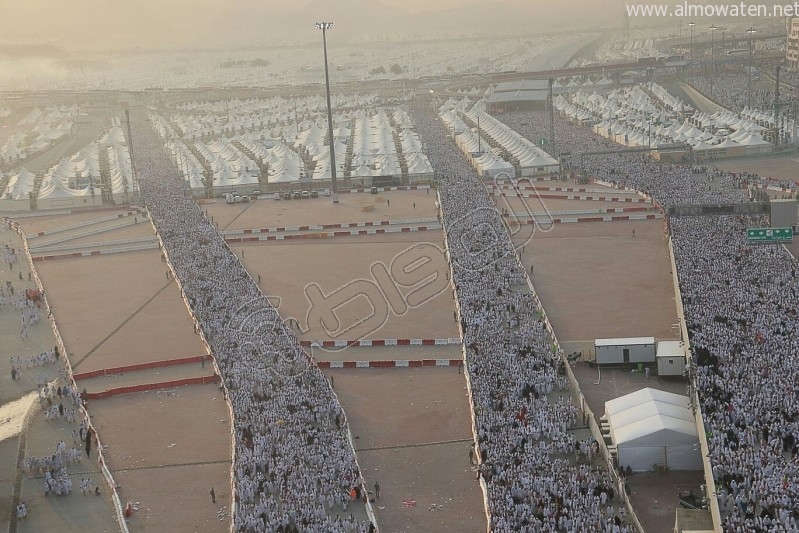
[
  {"xmin": 688, "ymin": 21, "xmax": 696, "ymax": 78},
  {"xmin": 315, "ymin": 21, "xmax": 338, "ymax": 203},
  {"xmin": 709, "ymin": 25, "xmax": 718, "ymax": 97},
  {"xmin": 477, "ymin": 114, "xmax": 481, "ymax": 154},
  {"xmin": 721, "ymin": 29, "xmax": 725, "ymax": 59},
  {"xmin": 747, "ymin": 26, "xmax": 757, "ymax": 110}
]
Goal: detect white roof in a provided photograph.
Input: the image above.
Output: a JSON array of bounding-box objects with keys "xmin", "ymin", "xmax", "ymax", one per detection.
[
  {"xmin": 606, "ymin": 388, "xmax": 698, "ymax": 447},
  {"xmin": 657, "ymin": 340, "xmax": 685, "ymax": 358},
  {"xmin": 595, "ymin": 337, "xmax": 655, "ymax": 347}
]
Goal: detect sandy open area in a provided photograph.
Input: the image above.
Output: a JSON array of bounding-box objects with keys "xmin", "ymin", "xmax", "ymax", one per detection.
[
  {"xmin": 206, "ymin": 188, "xmax": 438, "ymax": 232},
  {"xmin": 330, "ymin": 367, "xmax": 485, "ymax": 532},
  {"xmin": 236, "ymin": 234, "xmax": 459, "ymax": 341},
  {"xmin": 34, "ymin": 250, "xmax": 204, "ymax": 373},
  {"xmin": 87, "ymin": 384, "xmax": 232, "ymax": 533},
  {"xmin": 514, "ymin": 219, "xmax": 678, "ymax": 354}
]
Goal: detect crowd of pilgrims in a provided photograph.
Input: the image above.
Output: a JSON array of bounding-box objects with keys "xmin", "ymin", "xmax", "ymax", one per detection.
[
  {"xmin": 129, "ymin": 110, "xmax": 374, "ymax": 533},
  {"xmin": 124, "ymin": 90, "xmax": 799, "ymax": 531},
  {"xmin": 410, "ymin": 100, "xmax": 632, "ymax": 532},
  {"xmin": 688, "ymin": 70, "xmax": 799, "ymax": 115},
  {"xmin": 2, "ymin": 239, "xmax": 42, "ymax": 339},
  {"xmin": 673, "ymin": 215, "xmax": 799, "ymax": 531},
  {"xmin": 496, "ymin": 106, "xmax": 799, "ymax": 530}
]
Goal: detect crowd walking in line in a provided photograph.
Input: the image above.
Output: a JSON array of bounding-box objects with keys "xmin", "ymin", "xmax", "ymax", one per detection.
[
  {"xmin": 493, "ymin": 103, "xmax": 799, "ymax": 531},
  {"xmin": 411, "ymin": 99, "xmax": 632, "ymax": 532},
  {"xmin": 131, "ymin": 110, "xmax": 375, "ymax": 533}
]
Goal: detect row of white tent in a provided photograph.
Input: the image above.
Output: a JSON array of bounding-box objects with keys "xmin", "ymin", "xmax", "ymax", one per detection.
[
  {"xmin": 2, "ymin": 122, "xmax": 133, "ymax": 201},
  {"xmin": 464, "ymin": 102, "xmax": 559, "ymax": 174},
  {"xmin": 556, "ymin": 83, "xmax": 774, "ymax": 156},
  {"xmin": 1, "ymin": 111, "xmax": 76, "ymax": 163},
  {"xmin": 439, "ymin": 98, "xmax": 514, "ymax": 178},
  {"xmin": 169, "ymin": 94, "xmax": 379, "ymax": 140},
  {"xmin": 439, "ymin": 97, "xmax": 558, "ymax": 178},
  {"xmin": 154, "ymin": 103, "xmax": 433, "ymax": 189}
]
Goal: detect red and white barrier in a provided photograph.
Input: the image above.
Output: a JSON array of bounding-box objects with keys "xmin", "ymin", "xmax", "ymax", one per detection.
[
  {"xmin": 339, "ymin": 185, "xmax": 428, "ymax": 194},
  {"xmin": 73, "ymin": 355, "xmax": 209, "ymax": 381},
  {"xmin": 508, "ymin": 213, "xmax": 663, "ymax": 225},
  {"xmin": 221, "ymin": 217, "xmax": 438, "ymax": 236},
  {"xmin": 316, "ymin": 359, "xmax": 463, "ymax": 369},
  {"xmin": 224, "ymin": 225, "xmax": 441, "ymax": 243},
  {"xmin": 300, "ymin": 337, "xmax": 461, "ymax": 348},
  {"xmin": 492, "ymin": 192, "xmax": 649, "ymax": 203}
]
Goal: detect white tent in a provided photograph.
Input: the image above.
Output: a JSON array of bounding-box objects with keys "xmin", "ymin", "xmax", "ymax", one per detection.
[{"xmin": 605, "ymin": 388, "xmax": 701, "ymax": 472}]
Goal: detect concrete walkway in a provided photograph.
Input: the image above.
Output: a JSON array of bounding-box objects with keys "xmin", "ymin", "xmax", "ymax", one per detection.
[{"xmin": 0, "ymin": 222, "xmax": 116, "ymax": 533}]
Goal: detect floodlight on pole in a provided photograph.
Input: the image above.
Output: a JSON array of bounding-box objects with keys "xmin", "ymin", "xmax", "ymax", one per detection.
[
  {"xmin": 747, "ymin": 26, "xmax": 757, "ymax": 111},
  {"xmin": 709, "ymin": 25, "xmax": 718, "ymax": 97},
  {"xmin": 688, "ymin": 22, "xmax": 696, "ymax": 77},
  {"xmin": 315, "ymin": 21, "xmax": 338, "ymax": 203}
]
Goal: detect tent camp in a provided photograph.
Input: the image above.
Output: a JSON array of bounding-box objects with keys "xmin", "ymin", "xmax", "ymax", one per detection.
[{"xmin": 605, "ymin": 388, "xmax": 701, "ymax": 472}]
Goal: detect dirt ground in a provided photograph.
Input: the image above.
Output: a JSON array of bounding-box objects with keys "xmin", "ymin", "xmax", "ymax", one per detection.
[
  {"xmin": 4, "ymin": 212, "xmax": 231, "ymax": 533},
  {"xmin": 513, "ymin": 218, "xmax": 678, "ymax": 355},
  {"xmin": 87, "ymin": 384, "xmax": 232, "ymax": 533},
  {"xmin": 205, "ymin": 188, "xmax": 438, "ymax": 232},
  {"xmin": 235, "ymin": 234, "xmax": 459, "ymax": 342},
  {"xmin": 33, "ymin": 250, "xmax": 205, "ymax": 373},
  {"xmin": 330, "ymin": 367, "xmax": 485, "ymax": 533}
]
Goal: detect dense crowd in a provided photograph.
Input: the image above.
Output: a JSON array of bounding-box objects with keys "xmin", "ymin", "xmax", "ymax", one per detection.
[
  {"xmin": 673, "ymin": 215, "xmax": 799, "ymax": 532},
  {"xmin": 501, "ymin": 110, "xmax": 746, "ymax": 206},
  {"xmin": 689, "ymin": 71, "xmax": 799, "ymax": 114},
  {"xmin": 495, "ymin": 103, "xmax": 799, "ymax": 531},
  {"xmin": 130, "ymin": 110, "xmax": 374, "ymax": 533},
  {"xmin": 114, "ymin": 87, "xmax": 799, "ymax": 531},
  {"xmin": 411, "ymin": 99, "xmax": 632, "ymax": 532}
]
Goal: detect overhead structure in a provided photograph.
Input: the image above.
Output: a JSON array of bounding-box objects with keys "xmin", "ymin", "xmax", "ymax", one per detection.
[{"xmin": 605, "ymin": 388, "xmax": 702, "ymax": 472}]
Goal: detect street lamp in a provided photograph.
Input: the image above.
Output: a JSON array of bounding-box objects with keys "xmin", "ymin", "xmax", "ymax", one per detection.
[
  {"xmin": 747, "ymin": 26, "xmax": 757, "ymax": 110},
  {"xmin": 709, "ymin": 25, "xmax": 718, "ymax": 97},
  {"xmin": 688, "ymin": 22, "xmax": 696, "ymax": 77},
  {"xmin": 721, "ymin": 29, "xmax": 725, "ymax": 57},
  {"xmin": 477, "ymin": 114, "xmax": 481, "ymax": 154},
  {"xmin": 314, "ymin": 21, "xmax": 338, "ymax": 203}
]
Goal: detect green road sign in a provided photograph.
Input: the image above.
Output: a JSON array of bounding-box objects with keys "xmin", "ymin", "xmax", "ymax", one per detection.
[
  {"xmin": 747, "ymin": 227, "xmax": 793, "ymax": 242},
  {"xmin": 539, "ymin": 138, "xmax": 547, "ymax": 147}
]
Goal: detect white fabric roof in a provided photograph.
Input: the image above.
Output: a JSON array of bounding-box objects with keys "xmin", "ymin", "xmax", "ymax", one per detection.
[{"xmin": 606, "ymin": 388, "xmax": 697, "ymax": 447}]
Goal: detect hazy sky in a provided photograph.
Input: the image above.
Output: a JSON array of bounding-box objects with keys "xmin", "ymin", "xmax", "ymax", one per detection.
[{"xmin": 0, "ymin": 0, "xmax": 628, "ymax": 49}]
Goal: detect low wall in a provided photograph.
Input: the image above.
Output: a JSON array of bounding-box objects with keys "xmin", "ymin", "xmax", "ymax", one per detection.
[
  {"xmin": 479, "ymin": 177, "xmax": 649, "ymax": 533},
  {"xmin": 73, "ymin": 355, "xmax": 208, "ymax": 381},
  {"xmin": 84, "ymin": 375, "xmax": 221, "ymax": 400},
  {"xmin": 667, "ymin": 237, "xmax": 722, "ymax": 531},
  {"xmin": 436, "ymin": 189, "xmax": 492, "ymax": 533},
  {"xmin": 2, "ymin": 216, "xmax": 130, "ymax": 533}
]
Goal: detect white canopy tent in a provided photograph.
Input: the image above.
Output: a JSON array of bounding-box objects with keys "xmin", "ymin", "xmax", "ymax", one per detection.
[{"xmin": 605, "ymin": 388, "xmax": 701, "ymax": 472}]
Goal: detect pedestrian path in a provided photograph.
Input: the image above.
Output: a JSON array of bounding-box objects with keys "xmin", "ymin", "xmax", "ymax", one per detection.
[{"xmin": 0, "ymin": 221, "xmax": 117, "ymax": 533}]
